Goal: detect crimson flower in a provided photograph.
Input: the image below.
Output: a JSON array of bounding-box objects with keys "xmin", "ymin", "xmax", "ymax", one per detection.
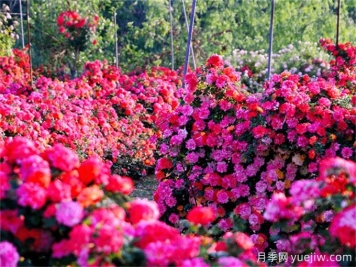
[{"xmin": 187, "ymin": 206, "xmax": 216, "ymax": 226}]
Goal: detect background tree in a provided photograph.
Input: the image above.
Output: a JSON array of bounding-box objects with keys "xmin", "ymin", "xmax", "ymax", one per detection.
[
  {"xmin": 103, "ymin": 0, "xmax": 356, "ymax": 72},
  {"xmin": 0, "ymin": 4, "xmax": 18, "ymax": 56},
  {"xmin": 2, "ymin": 0, "xmax": 355, "ymax": 73}
]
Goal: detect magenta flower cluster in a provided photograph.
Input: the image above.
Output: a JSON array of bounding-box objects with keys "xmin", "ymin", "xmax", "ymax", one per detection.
[
  {"xmin": 263, "ymin": 157, "xmax": 355, "ymax": 265},
  {"xmin": 154, "ymin": 40, "xmax": 356, "ymax": 253}
]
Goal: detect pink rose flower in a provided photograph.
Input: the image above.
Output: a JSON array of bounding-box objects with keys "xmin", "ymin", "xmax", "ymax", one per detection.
[
  {"xmin": 56, "ymin": 201, "xmax": 84, "ymax": 227},
  {"xmin": 45, "ymin": 144, "xmax": 79, "ymax": 171},
  {"xmin": 0, "ymin": 241, "xmax": 20, "ymax": 267},
  {"xmin": 17, "ymin": 182, "xmax": 47, "ymax": 210}
]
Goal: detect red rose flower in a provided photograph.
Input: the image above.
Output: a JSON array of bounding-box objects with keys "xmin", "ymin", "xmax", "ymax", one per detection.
[
  {"xmin": 134, "ymin": 221, "xmax": 180, "ymax": 248},
  {"xmin": 4, "ymin": 137, "xmax": 36, "ymax": 163},
  {"xmin": 127, "ymin": 198, "xmax": 160, "ymax": 224},
  {"xmin": 184, "ymin": 72, "xmax": 198, "ymax": 92},
  {"xmin": 57, "ymin": 14, "xmax": 64, "ymax": 26},
  {"xmin": 156, "ymin": 157, "xmax": 173, "ymax": 170},
  {"xmin": 105, "ymin": 174, "xmax": 134, "ymax": 195},
  {"xmin": 252, "ymin": 125, "xmax": 268, "ymax": 138},
  {"xmin": 187, "ymin": 206, "xmax": 216, "ymax": 226},
  {"xmin": 77, "ymin": 157, "xmax": 104, "ymax": 185},
  {"xmin": 206, "ymin": 54, "xmax": 224, "ymax": 69}
]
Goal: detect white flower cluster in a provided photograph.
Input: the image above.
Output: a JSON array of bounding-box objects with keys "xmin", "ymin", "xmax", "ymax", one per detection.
[
  {"xmin": 226, "ymin": 41, "xmax": 331, "ymax": 92},
  {"xmin": 0, "ymin": 4, "xmax": 19, "ymax": 56}
]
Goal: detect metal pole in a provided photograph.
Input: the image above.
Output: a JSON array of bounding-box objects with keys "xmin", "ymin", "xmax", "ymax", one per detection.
[
  {"xmin": 26, "ymin": 0, "xmax": 33, "ymax": 85},
  {"xmin": 169, "ymin": 0, "xmax": 174, "ymax": 70},
  {"xmin": 182, "ymin": 0, "xmax": 197, "ymax": 87},
  {"xmin": 181, "ymin": 0, "xmax": 196, "ymax": 70},
  {"xmin": 114, "ymin": 10, "xmax": 118, "ymax": 69},
  {"xmin": 19, "ymin": 0, "xmax": 25, "ymax": 48},
  {"xmin": 267, "ymin": 0, "xmax": 275, "ymax": 80},
  {"xmin": 336, "ymin": 0, "xmax": 341, "ymax": 46},
  {"xmin": 6, "ymin": 12, "xmax": 28, "ymax": 15}
]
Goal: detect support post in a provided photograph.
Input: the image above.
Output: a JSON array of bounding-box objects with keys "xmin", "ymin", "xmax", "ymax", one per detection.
[
  {"xmin": 19, "ymin": 0, "xmax": 25, "ymax": 48},
  {"xmin": 169, "ymin": 0, "xmax": 174, "ymax": 70},
  {"xmin": 336, "ymin": 0, "xmax": 341, "ymax": 46},
  {"xmin": 182, "ymin": 0, "xmax": 197, "ymax": 87},
  {"xmin": 26, "ymin": 0, "xmax": 33, "ymax": 86},
  {"xmin": 114, "ymin": 10, "xmax": 118, "ymax": 69},
  {"xmin": 182, "ymin": 0, "xmax": 196, "ymax": 70},
  {"xmin": 267, "ymin": 0, "xmax": 275, "ymax": 80}
]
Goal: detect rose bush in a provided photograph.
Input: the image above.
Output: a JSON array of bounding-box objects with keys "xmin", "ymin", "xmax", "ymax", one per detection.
[
  {"xmin": 0, "ymin": 71, "xmax": 154, "ymax": 177},
  {"xmin": 56, "ymin": 10, "xmax": 99, "ymax": 77},
  {"xmin": 0, "ymin": 137, "xmax": 265, "ymax": 267},
  {"xmin": 0, "ymin": 48, "xmax": 32, "ymax": 92},
  {"xmin": 0, "ymin": 52, "xmax": 181, "ymax": 178},
  {"xmin": 1, "ymin": 33, "xmax": 355, "ymax": 266},
  {"xmin": 119, "ymin": 66, "xmax": 182, "ymax": 124},
  {"xmin": 179, "ymin": 157, "xmax": 356, "ymax": 266},
  {"xmin": 154, "ymin": 40, "xmax": 356, "ymax": 251},
  {"xmin": 57, "ymin": 10, "xmax": 99, "ymax": 51},
  {"xmin": 263, "ymin": 157, "xmax": 356, "ymax": 266}
]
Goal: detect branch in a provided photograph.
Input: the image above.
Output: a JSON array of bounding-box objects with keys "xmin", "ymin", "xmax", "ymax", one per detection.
[
  {"xmin": 211, "ymin": 29, "xmax": 233, "ymax": 39},
  {"xmin": 29, "ymin": 22, "xmax": 61, "ymax": 43}
]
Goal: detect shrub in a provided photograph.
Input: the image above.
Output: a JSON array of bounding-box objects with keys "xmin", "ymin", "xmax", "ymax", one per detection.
[
  {"xmin": 0, "ymin": 137, "xmax": 265, "ymax": 267},
  {"xmin": 56, "ymin": 10, "xmax": 99, "ymax": 77},
  {"xmin": 57, "ymin": 10, "xmax": 99, "ymax": 52},
  {"xmin": 264, "ymin": 157, "xmax": 356, "ymax": 266},
  {"xmin": 0, "ymin": 48, "xmax": 31, "ymax": 92},
  {"xmin": 0, "ymin": 4, "xmax": 18, "ymax": 57},
  {"xmin": 0, "ymin": 54, "xmax": 182, "ymax": 178},
  {"xmin": 227, "ymin": 41, "xmax": 331, "ymax": 92},
  {"xmin": 154, "ymin": 39, "xmax": 356, "ymax": 251}
]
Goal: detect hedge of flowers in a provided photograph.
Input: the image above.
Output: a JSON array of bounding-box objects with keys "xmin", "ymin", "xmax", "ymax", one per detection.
[
  {"xmin": 0, "ymin": 48, "xmax": 32, "ymax": 92},
  {"xmin": 154, "ymin": 39, "xmax": 356, "ymax": 250},
  {"xmin": 119, "ymin": 66, "xmax": 182, "ymax": 124},
  {"xmin": 320, "ymin": 38, "xmax": 356, "ymax": 91},
  {"xmin": 0, "ymin": 67, "xmax": 154, "ymax": 176},
  {"xmin": 1, "ymin": 137, "xmax": 355, "ymax": 266},
  {"xmin": 0, "ymin": 51, "xmax": 181, "ymax": 178},
  {"xmin": 0, "ymin": 137, "xmax": 267, "ymax": 267},
  {"xmin": 1, "ymin": 35, "xmax": 355, "ymax": 266}
]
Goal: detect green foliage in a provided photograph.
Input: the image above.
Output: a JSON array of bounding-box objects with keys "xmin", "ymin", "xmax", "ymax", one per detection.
[
  {"xmin": 0, "ymin": 4, "xmax": 18, "ymax": 56},
  {"xmin": 27, "ymin": 0, "xmax": 118, "ymax": 75},
  {"xmin": 15, "ymin": 0, "xmax": 356, "ymax": 72},
  {"xmin": 112, "ymin": 0, "xmax": 356, "ymax": 72},
  {"xmin": 227, "ymin": 41, "xmax": 331, "ymax": 92}
]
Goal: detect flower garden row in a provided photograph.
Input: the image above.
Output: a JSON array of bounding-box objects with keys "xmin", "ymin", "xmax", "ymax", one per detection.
[
  {"xmin": 1, "ymin": 38, "xmax": 355, "ymax": 266},
  {"xmin": 155, "ymin": 39, "xmax": 355, "ymax": 225},
  {"xmin": 0, "ymin": 48, "xmax": 180, "ymax": 177},
  {"xmin": 0, "ymin": 137, "xmax": 259, "ymax": 266},
  {"xmin": 1, "ymin": 137, "xmax": 355, "ymax": 266}
]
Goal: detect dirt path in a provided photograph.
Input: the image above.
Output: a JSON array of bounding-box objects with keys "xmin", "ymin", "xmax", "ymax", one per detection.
[{"xmin": 130, "ymin": 174, "xmax": 158, "ymax": 200}]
